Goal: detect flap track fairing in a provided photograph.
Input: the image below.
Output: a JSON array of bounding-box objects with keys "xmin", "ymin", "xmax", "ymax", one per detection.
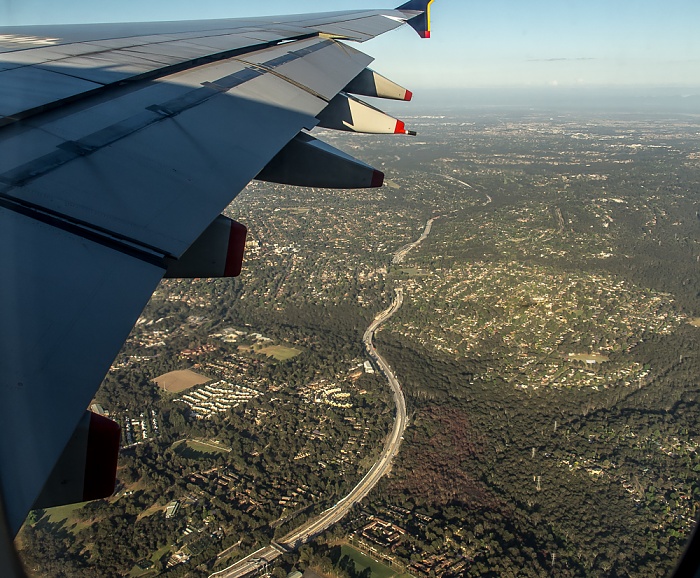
[
  {"xmin": 256, "ymin": 132, "xmax": 384, "ymax": 189},
  {"xmin": 317, "ymin": 92, "xmax": 416, "ymax": 135},
  {"xmin": 344, "ymin": 68, "xmax": 413, "ymax": 101}
]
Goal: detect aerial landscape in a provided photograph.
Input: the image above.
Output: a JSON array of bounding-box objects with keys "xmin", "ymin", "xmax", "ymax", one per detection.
[{"xmin": 15, "ymin": 103, "xmax": 700, "ymax": 577}]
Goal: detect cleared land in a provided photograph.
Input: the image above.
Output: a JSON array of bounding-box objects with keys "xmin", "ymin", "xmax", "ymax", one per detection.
[
  {"xmin": 154, "ymin": 369, "xmax": 210, "ymax": 393},
  {"xmin": 689, "ymin": 318, "xmax": 700, "ymax": 327},
  {"xmin": 239, "ymin": 344, "xmax": 302, "ymax": 361}
]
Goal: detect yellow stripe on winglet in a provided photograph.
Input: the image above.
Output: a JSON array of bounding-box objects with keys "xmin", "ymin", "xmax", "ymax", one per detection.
[{"xmin": 426, "ymin": 0, "xmax": 435, "ymax": 31}]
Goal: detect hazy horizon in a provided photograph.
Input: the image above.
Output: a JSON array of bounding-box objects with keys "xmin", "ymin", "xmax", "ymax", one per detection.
[{"xmin": 378, "ymin": 86, "xmax": 700, "ymax": 116}]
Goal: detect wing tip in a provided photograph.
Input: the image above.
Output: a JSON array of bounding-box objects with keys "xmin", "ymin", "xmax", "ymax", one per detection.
[{"xmin": 397, "ymin": 0, "xmax": 435, "ymax": 39}]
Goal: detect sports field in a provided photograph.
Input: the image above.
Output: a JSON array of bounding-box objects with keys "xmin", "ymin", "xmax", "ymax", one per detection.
[
  {"xmin": 154, "ymin": 369, "xmax": 210, "ymax": 393},
  {"xmin": 258, "ymin": 344, "xmax": 302, "ymax": 361},
  {"xmin": 339, "ymin": 545, "xmax": 412, "ymax": 578},
  {"xmin": 172, "ymin": 439, "xmax": 230, "ymax": 459},
  {"xmin": 239, "ymin": 343, "xmax": 302, "ymax": 361}
]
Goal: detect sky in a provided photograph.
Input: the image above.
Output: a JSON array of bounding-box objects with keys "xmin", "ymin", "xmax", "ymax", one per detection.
[{"xmin": 2, "ymin": 0, "xmax": 700, "ymax": 93}]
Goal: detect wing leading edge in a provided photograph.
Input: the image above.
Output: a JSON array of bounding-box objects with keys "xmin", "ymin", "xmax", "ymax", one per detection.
[{"xmin": 0, "ymin": 0, "xmax": 435, "ymax": 551}]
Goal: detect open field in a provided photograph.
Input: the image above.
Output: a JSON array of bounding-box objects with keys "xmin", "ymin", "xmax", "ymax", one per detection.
[
  {"xmin": 258, "ymin": 345, "xmax": 303, "ymax": 360},
  {"xmin": 689, "ymin": 318, "xmax": 700, "ymax": 327},
  {"xmin": 392, "ymin": 267, "xmax": 426, "ymax": 277},
  {"xmin": 188, "ymin": 439, "xmax": 231, "ymax": 453},
  {"xmin": 136, "ymin": 502, "xmax": 167, "ymax": 521},
  {"xmin": 154, "ymin": 369, "xmax": 210, "ymax": 393},
  {"xmin": 239, "ymin": 343, "xmax": 302, "ymax": 361},
  {"xmin": 172, "ymin": 439, "xmax": 229, "ymax": 459},
  {"xmin": 42, "ymin": 502, "xmax": 88, "ymax": 526},
  {"xmin": 38, "ymin": 502, "xmax": 96, "ymax": 535}
]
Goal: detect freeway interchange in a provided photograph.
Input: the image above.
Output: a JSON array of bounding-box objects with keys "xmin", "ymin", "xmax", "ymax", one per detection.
[{"xmin": 211, "ymin": 218, "xmax": 436, "ymax": 578}]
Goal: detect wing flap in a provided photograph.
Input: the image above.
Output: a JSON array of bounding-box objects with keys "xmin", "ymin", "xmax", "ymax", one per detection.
[
  {"xmin": 0, "ymin": 208, "xmax": 165, "ymax": 533},
  {"xmin": 2, "ymin": 37, "xmax": 371, "ymax": 258},
  {"xmin": 0, "ymin": 5, "xmax": 431, "ymax": 540}
]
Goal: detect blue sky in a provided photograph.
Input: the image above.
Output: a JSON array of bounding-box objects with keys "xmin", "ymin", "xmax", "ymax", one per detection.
[{"xmin": 2, "ymin": 0, "xmax": 699, "ymax": 90}]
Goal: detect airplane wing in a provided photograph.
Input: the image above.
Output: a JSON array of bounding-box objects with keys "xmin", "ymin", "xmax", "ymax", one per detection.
[{"xmin": 0, "ymin": 1, "xmax": 435, "ymax": 545}]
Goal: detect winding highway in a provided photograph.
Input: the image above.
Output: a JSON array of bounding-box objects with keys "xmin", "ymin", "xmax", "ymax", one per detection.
[
  {"xmin": 392, "ymin": 216, "xmax": 438, "ymax": 264},
  {"xmin": 211, "ymin": 218, "xmax": 436, "ymax": 578}
]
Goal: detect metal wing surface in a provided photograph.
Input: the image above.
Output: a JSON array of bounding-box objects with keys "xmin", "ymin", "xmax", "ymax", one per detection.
[{"xmin": 0, "ymin": 5, "xmax": 428, "ymax": 537}]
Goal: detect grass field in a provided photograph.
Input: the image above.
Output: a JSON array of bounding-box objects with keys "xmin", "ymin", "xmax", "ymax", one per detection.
[
  {"xmin": 173, "ymin": 439, "xmax": 229, "ymax": 460},
  {"xmin": 689, "ymin": 318, "xmax": 700, "ymax": 327},
  {"xmin": 240, "ymin": 343, "xmax": 302, "ymax": 361},
  {"xmin": 392, "ymin": 267, "xmax": 425, "ymax": 278},
  {"xmin": 154, "ymin": 369, "xmax": 210, "ymax": 393},
  {"xmin": 258, "ymin": 344, "xmax": 302, "ymax": 361},
  {"xmin": 339, "ymin": 545, "xmax": 411, "ymax": 578},
  {"xmin": 42, "ymin": 501, "xmax": 88, "ymax": 525},
  {"xmin": 38, "ymin": 501, "xmax": 95, "ymax": 535}
]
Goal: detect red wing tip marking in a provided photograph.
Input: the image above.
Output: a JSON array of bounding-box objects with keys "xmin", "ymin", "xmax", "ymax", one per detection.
[
  {"xmin": 419, "ymin": 30, "xmax": 431, "ymax": 39},
  {"xmin": 404, "ymin": 90, "xmax": 414, "ymax": 102},
  {"xmin": 395, "ymin": 120, "xmax": 407, "ymax": 134},
  {"xmin": 371, "ymin": 170, "xmax": 385, "ymax": 188}
]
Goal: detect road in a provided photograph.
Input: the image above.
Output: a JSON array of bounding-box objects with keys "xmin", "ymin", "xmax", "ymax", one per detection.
[
  {"xmin": 434, "ymin": 173, "xmax": 492, "ymax": 206},
  {"xmin": 393, "ymin": 217, "xmax": 438, "ymax": 264},
  {"xmin": 211, "ymin": 218, "xmax": 436, "ymax": 578},
  {"xmin": 211, "ymin": 291, "xmax": 407, "ymax": 577},
  {"xmin": 277, "ymin": 288, "xmax": 407, "ymax": 550}
]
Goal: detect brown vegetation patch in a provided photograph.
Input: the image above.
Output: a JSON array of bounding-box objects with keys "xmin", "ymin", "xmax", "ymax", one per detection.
[
  {"xmin": 388, "ymin": 407, "xmax": 496, "ymax": 508},
  {"xmin": 153, "ymin": 369, "xmax": 211, "ymax": 393}
]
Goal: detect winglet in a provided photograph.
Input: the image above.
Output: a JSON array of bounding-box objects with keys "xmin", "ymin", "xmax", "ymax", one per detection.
[{"xmin": 397, "ymin": 0, "xmax": 435, "ymax": 39}]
